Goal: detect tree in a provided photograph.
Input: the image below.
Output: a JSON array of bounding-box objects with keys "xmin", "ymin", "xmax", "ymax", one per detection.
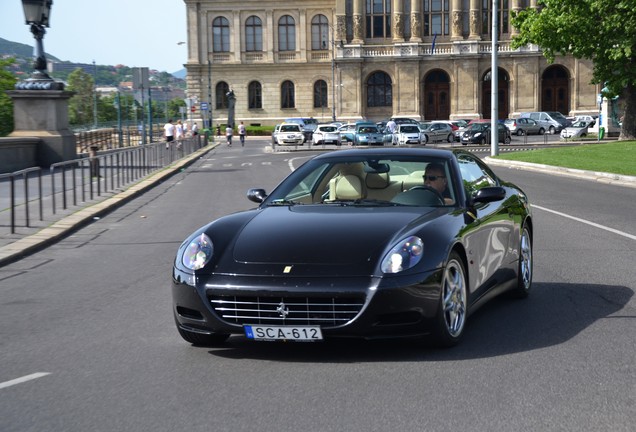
[
  {"xmin": 66, "ymin": 68, "xmax": 95, "ymax": 126},
  {"xmin": 0, "ymin": 58, "xmax": 18, "ymax": 136},
  {"xmin": 511, "ymin": 0, "xmax": 636, "ymax": 140}
]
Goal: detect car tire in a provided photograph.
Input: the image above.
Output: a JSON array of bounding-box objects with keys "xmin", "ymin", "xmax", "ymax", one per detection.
[
  {"xmin": 176, "ymin": 324, "xmax": 230, "ymax": 346},
  {"xmin": 510, "ymin": 225, "xmax": 533, "ymax": 298},
  {"xmin": 549, "ymin": 126, "xmax": 556, "ymax": 134},
  {"xmin": 538, "ymin": 128, "xmax": 545, "ymax": 135},
  {"xmin": 447, "ymin": 133, "xmax": 453, "ymax": 143},
  {"xmin": 433, "ymin": 251, "xmax": 468, "ymax": 347},
  {"xmin": 504, "ymin": 135, "xmax": 511, "ymax": 144},
  {"xmin": 516, "ymin": 129, "xmax": 524, "ymax": 136}
]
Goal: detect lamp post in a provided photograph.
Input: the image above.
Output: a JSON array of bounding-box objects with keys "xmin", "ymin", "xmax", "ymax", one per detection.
[
  {"xmin": 331, "ymin": 24, "xmax": 336, "ymax": 122},
  {"xmin": 16, "ymin": 0, "xmax": 63, "ymax": 90}
]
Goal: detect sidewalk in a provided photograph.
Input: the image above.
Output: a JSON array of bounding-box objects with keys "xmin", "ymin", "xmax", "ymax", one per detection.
[{"xmin": 0, "ymin": 142, "xmax": 219, "ymax": 267}]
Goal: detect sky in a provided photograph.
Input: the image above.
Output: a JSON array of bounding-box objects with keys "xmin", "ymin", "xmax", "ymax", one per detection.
[{"xmin": 0, "ymin": 0, "xmax": 188, "ymax": 73}]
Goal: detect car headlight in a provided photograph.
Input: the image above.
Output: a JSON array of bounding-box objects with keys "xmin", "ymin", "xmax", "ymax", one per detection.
[
  {"xmin": 474, "ymin": 132, "xmax": 482, "ymax": 137},
  {"xmin": 381, "ymin": 236, "xmax": 424, "ymax": 274},
  {"xmin": 182, "ymin": 233, "xmax": 213, "ymax": 270}
]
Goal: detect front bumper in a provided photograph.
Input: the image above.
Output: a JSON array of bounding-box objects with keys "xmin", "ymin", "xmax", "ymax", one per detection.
[{"xmin": 172, "ymin": 268, "xmax": 444, "ymax": 340}]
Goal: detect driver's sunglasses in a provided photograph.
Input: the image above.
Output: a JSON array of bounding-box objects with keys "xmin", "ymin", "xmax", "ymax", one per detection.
[{"xmin": 425, "ymin": 175, "xmax": 446, "ymax": 181}]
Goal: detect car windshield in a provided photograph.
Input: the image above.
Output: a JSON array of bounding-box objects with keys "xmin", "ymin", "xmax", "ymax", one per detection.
[
  {"xmin": 358, "ymin": 126, "xmax": 379, "ymax": 133},
  {"xmin": 547, "ymin": 111, "xmax": 567, "ymax": 120},
  {"xmin": 262, "ymin": 155, "xmax": 456, "ymax": 207},
  {"xmin": 281, "ymin": 125, "xmax": 300, "ymax": 132},
  {"xmin": 319, "ymin": 126, "xmax": 338, "ymax": 132},
  {"xmin": 400, "ymin": 126, "xmax": 420, "ymax": 133},
  {"xmin": 470, "ymin": 123, "xmax": 489, "ymax": 131}
]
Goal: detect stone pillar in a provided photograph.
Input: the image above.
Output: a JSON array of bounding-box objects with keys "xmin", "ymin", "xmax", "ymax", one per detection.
[
  {"xmin": 451, "ymin": 0, "xmax": 463, "ymax": 41},
  {"xmin": 7, "ymin": 90, "xmax": 77, "ymax": 167},
  {"xmin": 469, "ymin": 0, "xmax": 481, "ymax": 40},
  {"xmin": 410, "ymin": 0, "xmax": 422, "ymax": 42},
  {"xmin": 392, "ymin": 0, "xmax": 405, "ymax": 42},
  {"xmin": 352, "ymin": 0, "xmax": 364, "ymax": 44},
  {"xmin": 511, "ymin": 0, "xmax": 522, "ymax": 35}
]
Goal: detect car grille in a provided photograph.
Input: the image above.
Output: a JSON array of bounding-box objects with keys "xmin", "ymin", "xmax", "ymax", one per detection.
[{"xmin": 209, "ymin": 295, "xmax": 365, "ymax": 328}]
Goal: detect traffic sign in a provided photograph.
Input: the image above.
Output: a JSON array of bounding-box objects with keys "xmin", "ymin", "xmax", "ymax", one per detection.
[
  {"xmin": 200, "ymin": 102, "xmax": 209, "ymax": 111},
  {"xmin": 191, "ymin": 106, "xmax": 196, "ymax": 112}
]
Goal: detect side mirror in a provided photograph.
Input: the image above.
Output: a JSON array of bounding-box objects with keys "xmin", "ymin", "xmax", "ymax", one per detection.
[
  {"xmin": 472, "ymin": 186, "xmax": 506, "ymax": 204},
  {"xmin": 247, "ymin": 188, "xmax": 267, "ymax": 203}
]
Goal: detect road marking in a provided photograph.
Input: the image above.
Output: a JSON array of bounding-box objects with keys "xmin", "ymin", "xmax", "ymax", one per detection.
[
  {"xmin": 0, "ymin": 372, "xmax": 50, "ymax": 390},
  {"xmin": 533, "ymin": 205, "xmax": 636, "ymax": 241}
]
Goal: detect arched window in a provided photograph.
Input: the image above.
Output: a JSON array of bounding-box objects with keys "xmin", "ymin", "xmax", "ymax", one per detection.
[
  {"xmin": 314, "ymin": 80, "xmax": 328, "ymax": 108},
  {"xmin": 248, "ymin": 81, "xmax": 262, "ymax": 109},
  {"xmin": 311, "ymin": 14, "xmax": 330, "ymax": 50},
  {"xmin": 423, "ymin": 0, "xmax": 450, "ymax": 36},
  {"xmin": 365, "ymin": 0, "xmax": 391, "ymax": 39},
  {"xmin": 215, "ymin": 81, "xmax": 230, "ymax": 109},
  {"xmin": 212, "ymin": 17, "xmax": 230, "ymax": 52},
  {"xmin": 281, "ymin": 80, "xmax": 295, "ymax": 109},
  {"xmin": 245, "ymin": 16, "xmax": 263, "ymax": 52},
  {"xmin": 278, "ymin": 15, "xmax": 296, "ymax": 51},
  {"xmin": 367, "ymin": 71, "xmax": 392, "ymax": 107}
]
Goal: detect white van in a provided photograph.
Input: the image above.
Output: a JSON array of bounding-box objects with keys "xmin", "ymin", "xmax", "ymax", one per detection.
[{"xmin": 519, "ymin": 111, "xmax": 570, "ymax": 134}]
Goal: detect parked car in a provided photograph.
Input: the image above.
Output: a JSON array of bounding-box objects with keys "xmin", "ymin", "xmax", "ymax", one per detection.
[
  {"xmin": 519, "ymin": 111, "xmax": 570, "ymax": 134},
  {"xmin": 390, "ymin": 117, "xmax": 420, "ymax": 125},
  {"xmin": 338, "ymin": 123, "xmax": 357, "ymax": 143},
  {"xmin": 395, "ymin": 124, "xmax": 424, "ymax": 145},
  {"xmin": 273, "ymin": 123, "xmax": 304, "ymax": 146},
  {"xmin": 560, "ymin": 120, "xmax": 590, "ymax": 139},
  {"xmin": 460, "ymin": 122, "xmax": 511, "ymax": 145},
  {"xmin": 353, "ymin": 123, "xmax": 386, "ymax": 146},
  {"xmin": 284, "ymin": 117, "xmax": 319, "ymax": 142},
  {"xmin": 172, "ymin": 147, "xmax": 534, "ymax": 347},
  {"xmin": 271, "ymin": 124, "xmax": 281, "ymax": 145},
  {"xmin": 573, "ymin": 115, "xmax": 596, "ymax": 127},
  {"xmin": 420, "ymin": 122, "xmax": 455, "ymax": 144},
  {"xmin": 504, "ymin": 117, "xmax": 546, "ymax": 136},
  {"xmin": 312, "ymin": 124, "xmax": 342, "ymax": 146}
]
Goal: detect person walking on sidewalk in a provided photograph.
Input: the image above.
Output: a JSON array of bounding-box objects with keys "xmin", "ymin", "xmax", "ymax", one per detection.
[
  {"xmin": 238, "ymin": 121, "xmax": 246, "ymax": 146},
  {"xmin": 226, "ymin": 125, "xmax": 233, "ymax": 146},
  {"xmin": 164, "ymin": 119, "xmax": 175, "ymax": 149}
]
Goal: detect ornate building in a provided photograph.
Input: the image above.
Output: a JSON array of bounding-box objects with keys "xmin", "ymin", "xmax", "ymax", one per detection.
[{"xmin": 183, "ymin": 0, "xmax": 599, "ymax": 126}]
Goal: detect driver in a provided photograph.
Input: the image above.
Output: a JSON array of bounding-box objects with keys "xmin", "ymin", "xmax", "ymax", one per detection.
[{"xmin": 424, "ymin": 163, "xmax": 454, "ymax": 205}]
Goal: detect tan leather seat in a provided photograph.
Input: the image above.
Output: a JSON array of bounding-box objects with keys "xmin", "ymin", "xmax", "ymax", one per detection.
[{"xmin": 334, "ymin": 174, "xmax": 364, "ymax": 200}]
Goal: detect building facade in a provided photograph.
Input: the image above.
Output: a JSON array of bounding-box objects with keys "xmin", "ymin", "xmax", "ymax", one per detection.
[{"xmin": 183, "ymin": 0, "xmax": 599, "ymax": 126}]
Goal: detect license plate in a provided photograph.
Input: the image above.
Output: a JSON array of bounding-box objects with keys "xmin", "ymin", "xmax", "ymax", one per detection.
[{"xmin": 244, "ymin": 325, "xmax": 323, "ymax": 341}]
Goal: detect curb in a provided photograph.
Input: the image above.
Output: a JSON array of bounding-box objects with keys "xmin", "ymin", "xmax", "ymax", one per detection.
[{"xmin": 484, "ymin": 157, "xmax": 636, "ymax": 188}]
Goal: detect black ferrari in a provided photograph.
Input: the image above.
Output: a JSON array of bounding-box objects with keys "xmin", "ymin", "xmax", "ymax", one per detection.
[{"xmin": 172, "ymin": 148, "xmax": 533, "ymax": 347}]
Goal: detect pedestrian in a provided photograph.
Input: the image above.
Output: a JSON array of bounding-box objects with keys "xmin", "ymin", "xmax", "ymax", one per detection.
[
  {"xmin": 191, "ymin": 122, "xmax": 199, "ymax": 136},
  {"xmin": 175, "ymin": 120, "xmax": 185, "ymax": 148},
  {"xmin": 226, "ymin": 124, "xmax": 233, "ymax": 146},
  {"xmin": 385, "ymin": 119, "xmax": 398, "ymax": 145},
  {"xmin": 238, "ymin": 121, "xmax": 246, "ymax": 146},
  {"xmin": 164, "ymin": 119, "xmax": 175, "ymax": 149}
]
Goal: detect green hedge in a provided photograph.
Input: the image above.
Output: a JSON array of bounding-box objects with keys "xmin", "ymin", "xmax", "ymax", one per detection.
[{"xmin": 212, "ymin": 124, "xmax": 275, "ymax": 136}]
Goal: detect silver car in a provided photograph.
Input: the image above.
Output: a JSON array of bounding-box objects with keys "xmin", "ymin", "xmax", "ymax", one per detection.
[
  {"xmin": 505, "ymin": 118, "xmax": 546, "ymax": 136},
  {"xmin": 420, "ymin": 122, "xmax": 455, "ymax": 144},
  {"xmin": 395, "ymin": 124, "xmax": 424, "ymax": 145}
]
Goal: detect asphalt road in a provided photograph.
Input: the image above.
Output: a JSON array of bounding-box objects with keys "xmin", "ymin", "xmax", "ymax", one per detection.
[{"xmin": 1, "ymin": 139, "xmax": 635, "ymax": 432}]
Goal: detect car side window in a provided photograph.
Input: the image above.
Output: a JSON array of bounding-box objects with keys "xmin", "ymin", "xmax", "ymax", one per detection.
[{"xmin": 457, "ymin": 153, "xmax": 498, "ymax": 197}]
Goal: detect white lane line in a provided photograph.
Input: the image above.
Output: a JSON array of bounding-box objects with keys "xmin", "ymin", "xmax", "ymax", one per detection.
[
  {"xmin": 533, "ymin": 205, "xmax": 636, "ymax": 241},
  {"xmin": 0, "ymin": 372, "xmax": 50, "ymax": 390}
]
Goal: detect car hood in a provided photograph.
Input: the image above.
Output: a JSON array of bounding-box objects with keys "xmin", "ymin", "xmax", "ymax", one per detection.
[{"xmin": 232, "ymin": 206, "xmax": 438, "ymax": 265}]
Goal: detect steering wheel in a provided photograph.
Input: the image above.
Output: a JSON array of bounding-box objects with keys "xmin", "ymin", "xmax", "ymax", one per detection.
[{"xmin": 408, "ymin": 185, "xmax": 445, "ymax": 205}]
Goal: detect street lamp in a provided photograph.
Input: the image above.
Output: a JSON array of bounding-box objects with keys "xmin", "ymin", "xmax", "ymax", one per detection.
[{"xmin": 16, "ymin": 0, "xmax": 64, "ymax": 90}]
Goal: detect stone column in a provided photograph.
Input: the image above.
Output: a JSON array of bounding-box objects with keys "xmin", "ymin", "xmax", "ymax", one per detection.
[
  {"xmin": 511, "ymin": 0, "xmax": 522, "ymax": 35},
  {"xmin": 392, "ymin": 0, "xmax": 404, "ymax": 42},
  {"xmin": 410, "ymin": 0, "xmax": 422, "ymax": 42},
  {"xmin": 469, "ymin": 0, "xmax": 481, "ymax": 40},
  {"xmin": 451, "ymin": 0, "xmax": 463, "ymax": 41},
  {"xmin": 352, "ymin": 0, "xmax": 364, "ymax": 43},
  {"xmin": 7, "ymin": 90, "xmax": 77, "ymax": 166},
  {"xmin": 335, "ymin": 0, "xmax": 346, "ymax": 42}
]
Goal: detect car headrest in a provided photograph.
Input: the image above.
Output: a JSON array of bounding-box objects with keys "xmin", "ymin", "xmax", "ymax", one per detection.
[
  {"xmin": 335, "ymin": 175, "xmax": 364, "ymax": 200},
  {"xmin": 366, "ymin": 172, "xmax": 390, "ymax": 189}
]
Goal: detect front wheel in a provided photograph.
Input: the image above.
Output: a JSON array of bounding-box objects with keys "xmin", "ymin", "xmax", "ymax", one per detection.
[
  {"xmin": 549, "ymin": 126, "xmax": 556, "ymax": 134},
  {"xmin": 538, "ymin": 128, "xmax": 545, "ymax": 135},
  {"xmin": 447, "ymin": 133, "xmax": 453, "ymax": 143},
  {"xmin": 433, "ymin": 251, "xmax": 468, "ymax": 347},
  {"xmin": 504, "ymin": 135, "xmax": 511, "ymax": 144}
]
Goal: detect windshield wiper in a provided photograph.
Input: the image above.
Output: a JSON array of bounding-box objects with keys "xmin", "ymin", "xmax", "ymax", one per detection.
[{"xmin": 268, "ymin": 199, "xmax": 300, "ymax": 206}]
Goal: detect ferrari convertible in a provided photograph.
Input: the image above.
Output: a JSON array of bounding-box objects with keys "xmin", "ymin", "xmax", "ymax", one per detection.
[{"xmin": 172, "ymin": 148, "xmax": 533, "ymax": 347}]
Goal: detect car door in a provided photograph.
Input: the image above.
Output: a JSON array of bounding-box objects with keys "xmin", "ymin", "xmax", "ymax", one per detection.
[{"xmin": 456, "ymin": 153, "xmax": 514, "ymax": 298}]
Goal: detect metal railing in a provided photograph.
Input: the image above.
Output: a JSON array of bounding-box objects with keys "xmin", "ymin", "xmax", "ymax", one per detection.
[{"xmin": 1, "ymin": 136, "xmax": 206, "ymax": 235}]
